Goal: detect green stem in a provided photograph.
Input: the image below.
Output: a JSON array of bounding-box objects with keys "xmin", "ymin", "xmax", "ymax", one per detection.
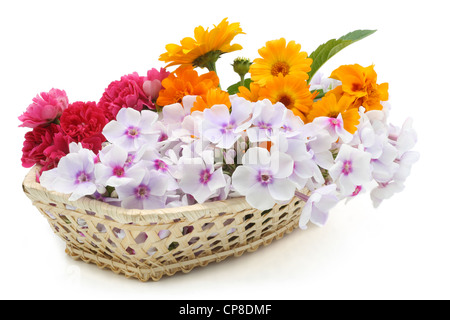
[
  {"xmin": 240, "ymin": 74, "xmax": 245, "ymax": 87},
  {"xmin": 206, "ymin": 61, "xmax": 221, "ymax": 89}
]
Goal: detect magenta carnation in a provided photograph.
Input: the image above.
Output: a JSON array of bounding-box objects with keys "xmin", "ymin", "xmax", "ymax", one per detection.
[
  {"xmin": 60, "ymin": 101, "xmax": 107, "ymax": 154},
  {"xmin": 18, "ymin": 89, "xmax": 69, "ymax": 128},
  {"xmin": 98, "ymin": 72, "xmax": 152, "ymax": 121},
  {"xmin": 21, "ymin": 123, "xmax": 72, "ymax": 174}
]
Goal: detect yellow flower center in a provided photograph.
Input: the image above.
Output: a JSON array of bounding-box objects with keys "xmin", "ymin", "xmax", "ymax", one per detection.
[{"xmin": 271, "ymin": 61, "xmax": 290, "ymax": 77}]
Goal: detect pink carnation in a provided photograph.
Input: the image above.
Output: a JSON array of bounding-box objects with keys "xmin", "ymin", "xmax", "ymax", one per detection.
[
  {"xmin": 98, "ymin": 72, "xmax": 152, "ymax": 121},
  {"xmin": 19, "ymin": 89, "xmax": 69, "ymax": 128},
  {"xmin": 143, "ymin": 68, "xmax": 170, "ymax": 103}
]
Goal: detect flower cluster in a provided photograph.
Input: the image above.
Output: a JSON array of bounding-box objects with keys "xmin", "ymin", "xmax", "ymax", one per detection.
[
  {"xmin": 19, "ymin": 88, "xmax": 106, "ymax": 176},
  {"xmin": 20, "ymin": 19, "xmax": 418, "ymax": 230}
]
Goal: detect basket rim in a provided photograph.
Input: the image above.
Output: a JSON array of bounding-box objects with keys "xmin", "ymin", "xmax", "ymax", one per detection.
[{"xmin": 22, "ymin": 166, "xmax": 258, "ymax": 224}]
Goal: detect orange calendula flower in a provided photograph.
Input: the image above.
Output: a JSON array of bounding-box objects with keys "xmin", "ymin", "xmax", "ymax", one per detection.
[
  {"xmin": 192, "ymin": 87, "xmax": 231, "ymax": 113},
  {"xmin": 156, "ymin": 66, "xmax": 219, "ymax": 107},
  {"xmin": 237, "ymin": 82, "xmax": 262, "ymax": 102},
  {"xmin": 330, "ymin": 64, "xmax": 389, "ymax": 111},
  {"xmin": 259, "ymin": 75, "xmax": 315, "ymax": 122},
  {"xmin": 249, "ymin": 38, "xmax": 312, "ymax": 86},
  {"xmin": 159, "ymin": 18, "xmax": 244, "ymax": 71},
  {"xmin": 307, "ymin": 91, "xmax": 360, "ymax": 134}
]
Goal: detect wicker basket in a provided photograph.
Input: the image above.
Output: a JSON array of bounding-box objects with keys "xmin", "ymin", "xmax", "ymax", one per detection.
[{"xmin": 22, "ymin": 167, "xmax": 309, "ymax": 281}]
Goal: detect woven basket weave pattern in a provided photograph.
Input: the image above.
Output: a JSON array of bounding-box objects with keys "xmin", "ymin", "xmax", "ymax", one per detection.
[{"xmin": 23, "ymin": 168, "xmax": 307, "ymax": 281}]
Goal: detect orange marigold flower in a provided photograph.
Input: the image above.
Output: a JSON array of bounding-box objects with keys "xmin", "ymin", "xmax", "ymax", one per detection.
[
  {"xmin": 192, "ymin": 87, "xmax": 231, "ymax": 113},
  {"xmin": 258, "ymin": 75, "xmax": 315, "ymax": 122},
  {"xmin": 159, "ymin": 18, "xmax": 244, "ymax": 70},
  {"xmin": 307, "ymin": 91, "xmax": 360, "ymax": 134},
  {"xmin": 330, "ymin": 64, "xmax": 389, "ymax": 111},
  {"xmin": 156, "ymin": 66, "xmax": 220, "ymax": 107},
  {"xmin": 249, "ymin": 38, "xmax": 312, "ymax": 86},
  {"xmin": 237, "ymin": 82, "xmax": 262, "ymax": 102}
]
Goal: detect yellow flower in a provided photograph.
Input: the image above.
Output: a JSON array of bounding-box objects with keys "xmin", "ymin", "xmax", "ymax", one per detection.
[
  {"xmin": 249, "ymin": 38, "xmax": 312, "ymax": 86},
  {"xmin": 330, "ymin": 64, "xmax": 389, "ymax": 111},
  {"xmin": 259, "ymin": 75, "xmax": 315, "ymax": 122},
  {"xmin": 237, "ymin": 82, "xmax": 262, "ymax": 102},
  {"xmin": 192, "ymin": 87, "xmax": 231, "ymax": 113},
  {"xmin": 159, "ymin": 18, "xmax": 244, "ymax": 71},
  {"xmin": 307, "ymin": 90, "xmax": 360, "ymax": 134}
]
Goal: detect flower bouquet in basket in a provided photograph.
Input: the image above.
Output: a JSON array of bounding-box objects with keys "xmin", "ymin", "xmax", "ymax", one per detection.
[{"xmin": 20, "ymin": 18, "xmax": 418, "ymax": 281}]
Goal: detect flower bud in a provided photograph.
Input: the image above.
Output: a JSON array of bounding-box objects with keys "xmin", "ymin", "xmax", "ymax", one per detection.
[{"xmin": 232, "ymin": 57, "xmax": 252, "ymax": 78}]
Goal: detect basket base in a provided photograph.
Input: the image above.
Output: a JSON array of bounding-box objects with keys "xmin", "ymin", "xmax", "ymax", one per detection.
[{"xmin": 65, "ymin": 217, "xmax": 299, "ymax": 282}]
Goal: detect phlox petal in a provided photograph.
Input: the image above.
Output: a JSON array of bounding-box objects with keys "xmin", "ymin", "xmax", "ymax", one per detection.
[
  {"xmin": 242, "ymin": 147, "xmax": 271, "ymax": 168},
  {"xmin": 268, "ymin": 179, "xmax": 296, "ymax": 201},
  {"xmin": 270, "ymin": 152, "xmax": 294, "ymax": 179},
  {"xmin": 232, "ymin": 166, "xmax": 258, "ymax": 193},
  {"xmin": 246, "ymin": 184, "xmax": 276, "ymax": 211},
  {"xmin": 117, "ymin": 107, "xmax": 141, "ymax": 127}
]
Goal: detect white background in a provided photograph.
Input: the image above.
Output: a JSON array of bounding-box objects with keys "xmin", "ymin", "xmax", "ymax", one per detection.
[{"xmin": 1, "ymin": 0, "xmax": 448, "ymax": 300}]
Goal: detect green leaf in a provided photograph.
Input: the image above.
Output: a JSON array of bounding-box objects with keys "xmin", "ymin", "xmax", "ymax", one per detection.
[
  {"xmin": 227, "ymin": 78, "xmax": 252, "ymax": 95},
  {"xmin": 307, "ymin": 29, "xmax": 377, "ymax": 83}
]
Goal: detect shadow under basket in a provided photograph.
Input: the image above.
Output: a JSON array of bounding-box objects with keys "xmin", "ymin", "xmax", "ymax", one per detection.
[{"xmin": 22, "ymin": 167, "xmax": 309, "ymax": 282}]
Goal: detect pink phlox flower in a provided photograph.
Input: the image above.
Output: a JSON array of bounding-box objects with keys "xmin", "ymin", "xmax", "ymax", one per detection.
[
  {"xmin": 298, "ymin": 184, "xmax": 339, "ymax": 229},
  {"xmin": 102, "ymin": 107, "xmax": 160, "ymax": 152},
  {"xmin": 312, "ymin": 114, "xmax": 353, "ymax": 143},
  {"xmin": 329, "ymin": 144, "xmax": 372, "ymax": 196},
  {"xmin": 231, "ymin": 147, "xmax": 296, "ymax": 210},
  {"xmin": 40, "ymin": 143, "xmax": 97, "ymax": 201}
]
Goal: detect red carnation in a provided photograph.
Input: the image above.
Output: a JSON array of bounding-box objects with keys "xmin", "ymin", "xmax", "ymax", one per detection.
[
  {"xmin": 98, "ymin": 72, "xmax": 153, "ymax": 121},
  {"xmin": 21, "ymin": 124, "xmax": 72, "ymax": 173},
  {"xmin": 60, "ymin": 101, "xmax": 107, "ymax": 153}
]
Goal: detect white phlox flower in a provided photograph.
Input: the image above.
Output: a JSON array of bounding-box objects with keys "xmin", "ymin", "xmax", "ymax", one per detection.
[
  {"xmin": 298, "ymin": 184, "xmax": 339, "ymax": 229},
  {"xmin": 329, "ymin": 144, "xmax": 372, "ymax": 196},
  {"xmin": 202, "ymin": 98, "xmax": 252, "ymax": 149},
  {"xmin": 115, "ymin": 169, "xmax": 170, "ymax": 210},
  {"xmin": 102, "ymin": 107, "xmax": 160, "ymax": 152},
  {"xmin": 247, "ymin": 99, "xmax": 286, "ymax": 143},
  {"xmin": 279, "ymin": 134, "xmax": 323, "ymax": 189},
  {"xmin": 40, "ymin": 143, "xmax": 98, "ymax": 201},
  {"xmin": 94, "ymin": 144, "xmax": 146, "ymax": 188},
  {"xmin": 231, "ymin": 147, "xmax": 296, "ymax": 210},
  {"xmin": 178, "ymin": 150, "xmax": 227, "ymax": 204},
  {"xmin": 309, "ymin": 72, "xmax": 341, "ymax": 92}
]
